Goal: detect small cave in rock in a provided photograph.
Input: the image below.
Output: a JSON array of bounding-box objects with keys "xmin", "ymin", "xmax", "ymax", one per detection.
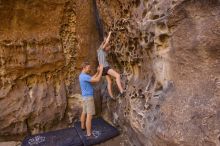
[
  {"xmin": 158, "ymin": 33, "xmax": 169, "ymax": 44},
  {"xmin": 133, "ymin": 0, "xmax": 141, "ymax": 8}
]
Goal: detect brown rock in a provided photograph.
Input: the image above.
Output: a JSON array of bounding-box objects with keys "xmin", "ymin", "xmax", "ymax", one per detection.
[
  {"xmin": 65, "ymin": 94, "xmax": 83, "ymax": 124},
  {"xmin": 0, "ymin": 0, "xmax": 100, "ymax": 140},
  {"xmin": 0, "ymin": 0, "xmax": 219, "ymax": 146},
  {"xmin": 97, "ymin": 0, "xmax": 220, "ymax": 145},
  {"xmin": 0, "ymin": 141, "xmax": 21, "ymax": 146}
]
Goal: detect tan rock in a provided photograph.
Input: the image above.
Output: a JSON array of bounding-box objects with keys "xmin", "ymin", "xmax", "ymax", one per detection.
[
  {"xmin": 0, "ymin": 141, "xmax": 21, "ymax": 146},
  {"xmin": 97, "ymin": 0, "xmax": 220, "ymax": 145},
  {"xmin": 0, "ymin": 0, "xmax": 219, "ymax": 146},
  {"xmin": 65, "ymin": 94, "xmax": 83, "ymax": 124},
  {"xmin": 0, "ymin": 0, "xmax": 100, "ymax": 140}
]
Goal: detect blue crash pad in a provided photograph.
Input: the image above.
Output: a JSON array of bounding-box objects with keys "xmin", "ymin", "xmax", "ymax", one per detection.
[
  {"xmin": 21, "ymin": 118, "xmax": 119, "ymax": 146},
  {"xmin": 74, "ymin": 118, "xmax": 120, "ymax": 146},
  {"xmin": 21, "ymin": 127, "xmax": 83, "ymax": 146}
]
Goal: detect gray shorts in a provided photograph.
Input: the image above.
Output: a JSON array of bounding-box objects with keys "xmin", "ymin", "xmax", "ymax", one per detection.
[{"xmin": 82, "ymin": 97, "xmax": 95, "ymax": 115}]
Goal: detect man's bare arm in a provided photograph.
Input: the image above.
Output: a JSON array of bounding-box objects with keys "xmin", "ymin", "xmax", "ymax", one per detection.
[
  {"xmin": 93, "ymin": 72, "xmax": 99, "ymax": 78},
  {"xmin": 90, "ymin": 65, "xmax": 103, "ymax": 83},
  {"xmin": 93, "ymin": 68, "xmax": 100, "ymax": 78}
]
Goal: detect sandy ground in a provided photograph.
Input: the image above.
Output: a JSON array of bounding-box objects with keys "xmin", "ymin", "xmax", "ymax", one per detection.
[
  {"xmin": 96, "ymin": 134, "xmax": 130, "ymax": 146},
  {"xmin": 0, "ymin": 142, "xmax": 20, "ymax": 146}
]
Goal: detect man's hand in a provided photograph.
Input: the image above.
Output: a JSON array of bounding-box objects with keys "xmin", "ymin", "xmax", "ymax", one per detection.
[
  {"xmin": 97, "ymin": 66, "xmax": 100, "ymax": 72},
  {"xmin": 97, "ymin": 64, "xmax": 103, "ymax": 72},
  {"xmin": 90, "ymin": 64, "xmax": 104, "ymax": 83},
  {"xmin": 99, "ymin": 64, "xmax": 104, "ymax": 69},
  {"xmin": 99, "ymin": 64, "xmax": 104, "ymax": 71}
]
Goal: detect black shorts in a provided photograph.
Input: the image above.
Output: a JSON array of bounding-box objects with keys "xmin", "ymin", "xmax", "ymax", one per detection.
[{"xmin": 102, "ymin": 66, "xmax": 111, "ymax": 76}]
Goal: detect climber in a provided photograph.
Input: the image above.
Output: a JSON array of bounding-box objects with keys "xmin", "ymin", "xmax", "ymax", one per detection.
[
  {"xmin": 79, "ymin": 61, "xmax": 103, "ymax": 138},
  {"xmin": 97, "ymin": 31, "xmax": 125, "ymax": 99}
]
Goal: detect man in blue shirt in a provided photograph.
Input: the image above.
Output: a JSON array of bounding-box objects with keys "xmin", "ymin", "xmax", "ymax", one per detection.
[{"xmin": 79, "ymin": 61, "xmax": 103, "ymax": 137}]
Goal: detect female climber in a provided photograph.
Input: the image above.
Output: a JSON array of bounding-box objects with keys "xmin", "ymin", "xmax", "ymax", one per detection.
[{"xmin": 97, "ymin": 31, "xmax": 125, "ymax": 99}]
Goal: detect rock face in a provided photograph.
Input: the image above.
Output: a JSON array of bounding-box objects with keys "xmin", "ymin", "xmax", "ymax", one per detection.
[
  {"xmin": 0, "ymin": 141, "xmax": 20, "ymax": 146},
  {"xmin": 0, "ymin": 0, "xmax": 100, "ymax": 140},
  {"xmin": 0, "ymin": 0, "xmax": 220, "ymax": 146},
  {"xmin": 96, "ymin": 0, "xmax": 220, "ymax": 146}
]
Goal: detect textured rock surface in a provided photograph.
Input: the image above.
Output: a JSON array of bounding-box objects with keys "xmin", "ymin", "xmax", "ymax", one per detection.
[
  {"xmin": 0, "ymin": 0, "xmax": 67, "ymax": 139},
  {"xmin": 0, "ymin": 0, "xmax": 220, "ymax": 146},
  {"xmin": 96, "ymin": 0, "xmax": 220, "ymax": 146},
  {"xmin": 0, "ymin": 141, "xmax": 20, "ymax": 146},
  {"xmin": 0, "ymin": 0, "xmax": 100, "ymax": 140},
  {"xmin": 65, "ymin": 94, "xmax": 82, "ymax": 124}
]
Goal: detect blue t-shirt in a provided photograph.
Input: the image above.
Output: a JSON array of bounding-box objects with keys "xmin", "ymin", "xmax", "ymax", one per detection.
[{"xmin": 79, "ymin": 73, "xmax": 94, "ymax": 100}]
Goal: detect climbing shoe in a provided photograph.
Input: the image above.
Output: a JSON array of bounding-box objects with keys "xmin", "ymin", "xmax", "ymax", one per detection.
[
  {"xmin": 119, "ymin": 91, "xmax": 126, "ymax": 97},
  {"xmin": 110, "ymin": 96, "xmax": 116, "ymax": 101},
  {"xmin": 106, "ymin": 95, "xmax": 116, "ymax": 101},
  {"xmin": 115, "ymin": 91, "xmax": 126, "ymax": 99}
]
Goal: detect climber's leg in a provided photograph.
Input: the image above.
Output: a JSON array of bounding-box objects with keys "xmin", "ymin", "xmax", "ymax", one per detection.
[
  {"xmin": 107, "ymin": 69, "xmax": 123, "ymax": 93},
  {"xmin": 106, "ymin": 75, "xmax": 114, "ymax": 98}
]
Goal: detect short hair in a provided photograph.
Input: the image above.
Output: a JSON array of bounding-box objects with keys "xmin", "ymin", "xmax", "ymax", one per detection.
[{"xmin": 81, "ymin": 61, "xmax": 90, "ymax": 69}]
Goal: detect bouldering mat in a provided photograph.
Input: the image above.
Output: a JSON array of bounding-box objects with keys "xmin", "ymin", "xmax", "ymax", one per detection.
[
  {"xmin": 21, "ymin": 127, "xmax": 83, "ymax": 146},
  {"xmin": 21, "ymin": 118, "xmax": 119, "ymax": 146},
  {"xmin": 74, "ymin": 117, "xmax": 120, "ymax": 146}
]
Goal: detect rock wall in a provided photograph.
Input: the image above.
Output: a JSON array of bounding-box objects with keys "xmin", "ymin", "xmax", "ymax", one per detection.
[
  {"xmin": 97, "ymin": 0, "xmax": 220, "ymax": 146},
  {"xmin": 0, "ymin": 0, "xmax": 100, "ymax": 140},
  {"xmin": 0, "ymin": 0, "xmax": 220, "ymax": 146}
]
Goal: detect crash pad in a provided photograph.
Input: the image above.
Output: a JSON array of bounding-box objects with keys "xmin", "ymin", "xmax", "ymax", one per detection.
[
  {"xmin": 74, "ymin": 118, "xmax": 119, "ymax": 146},
  {"xmin": 21, "ymin": 118, "xmax": 119, "ymax": 146}
]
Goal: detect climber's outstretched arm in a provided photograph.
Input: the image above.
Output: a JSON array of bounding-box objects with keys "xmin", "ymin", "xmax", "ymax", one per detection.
[
  {"xmin": 99, "ymin": 41, "xmax": 105, "ymax": 49},
  {"xmin": 102, "ymin": 31, "xmax": 112, "ymax": 49}
]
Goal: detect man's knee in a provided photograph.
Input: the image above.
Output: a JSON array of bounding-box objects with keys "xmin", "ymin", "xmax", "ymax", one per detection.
[
  {"xmin": 81, "ymin": 112, "xmax": 86, "ymax": 117},
  {"xmin": 86, "ymin": 114, "xmax": 93, "ymax": 121},
  {"xmin": 81, "ymin": 112, "xmax": 86, "ymax": 118}
]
